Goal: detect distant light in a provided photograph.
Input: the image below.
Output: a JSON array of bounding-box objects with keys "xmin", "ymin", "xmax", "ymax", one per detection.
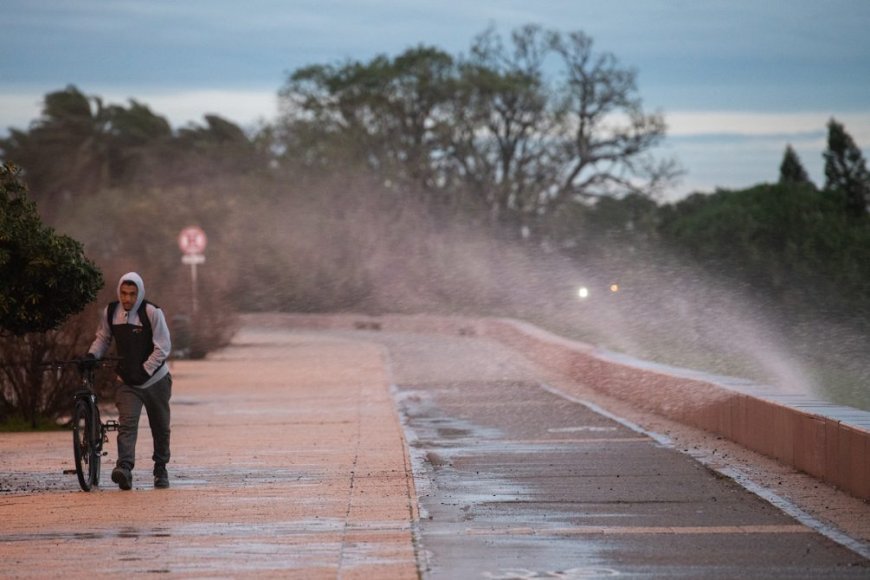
[
  {"xmin": 610, "ymin": 283, "xmax": 619, "ymax": 293},
  {"xmin": 578, "ymin": 286, "xmax": 589, "ymax": 299}
]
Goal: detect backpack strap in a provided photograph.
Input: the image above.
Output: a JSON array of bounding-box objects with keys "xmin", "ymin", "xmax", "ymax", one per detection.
[
  {"xmin": 138, "ymin": 301, "xmax": 153, "ymax": 333},
  {"xmin": 107, "ymin": 301, "xmax": 119, "ymax": 330}
]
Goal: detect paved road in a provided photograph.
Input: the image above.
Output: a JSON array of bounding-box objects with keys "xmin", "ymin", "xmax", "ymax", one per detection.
[
  {"xmin": 379, "ymin": 331, "xmax": 868, "ymax": 579},
  {"xmin": 1, "ymin": 321, "xmax": 868, "ymax": 578}
]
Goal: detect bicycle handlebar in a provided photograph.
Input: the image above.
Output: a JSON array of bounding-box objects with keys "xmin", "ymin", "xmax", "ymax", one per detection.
[{"xmin": 40, "ymin": 356, "xmax": 124, "ymax": 371}]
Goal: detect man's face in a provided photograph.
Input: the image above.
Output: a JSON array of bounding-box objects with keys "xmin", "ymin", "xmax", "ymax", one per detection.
[{"xmin": 120, "ymin": 283, "xmax": 138, "ymax": 311}]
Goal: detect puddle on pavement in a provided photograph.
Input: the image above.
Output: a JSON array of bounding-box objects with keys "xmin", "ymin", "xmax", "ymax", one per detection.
[
  {"xmin": 393, "ymin": 383, "xmax": 622, "ymax": 578},
  {"xmin": 2, "ymin": 527, "xmax": 173, "ymax": 543},
  {"xmin": 0, "ymin": 465, "xmax": 317, "ymax": 495}
]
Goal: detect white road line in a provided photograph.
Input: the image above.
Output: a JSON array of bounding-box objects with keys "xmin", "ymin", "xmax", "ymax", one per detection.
[{"xmin": 538, "ymin": 382, "xmax": 870, "ymax": 561}]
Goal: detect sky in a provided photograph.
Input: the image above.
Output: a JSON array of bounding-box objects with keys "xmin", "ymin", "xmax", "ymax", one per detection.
[{"xmin": 1, "ymin": 0, "xmax": 869, "ymax": 200}]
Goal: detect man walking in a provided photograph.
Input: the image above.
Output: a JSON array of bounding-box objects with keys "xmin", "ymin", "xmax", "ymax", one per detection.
[{"xmin": 87, "ymin": 272, "xmax": 172, "ymax": 490}]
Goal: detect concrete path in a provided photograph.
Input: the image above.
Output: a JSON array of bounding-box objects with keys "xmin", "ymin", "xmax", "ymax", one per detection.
[
  {"xmin": 1, "ymin": 326, "xmax": 419, "ymax": 578},
  {"xmin": 1, "ymin": 319, "xmax": 869, "ymax": 578}
]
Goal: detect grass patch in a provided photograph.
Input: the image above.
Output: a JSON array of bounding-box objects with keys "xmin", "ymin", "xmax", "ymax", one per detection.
[{"xmin": 0, "ymin": 416, "xmax": 67, "ymax": 432}]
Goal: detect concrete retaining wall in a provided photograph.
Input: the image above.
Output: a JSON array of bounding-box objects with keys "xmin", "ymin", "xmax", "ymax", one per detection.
[
  {"xmin": 477, "ymin": 317, "xmax": 870, "ymax": 500},
  {"xmin": 264, "ymin": 312, "xmax": 870, "ymax": 501}
]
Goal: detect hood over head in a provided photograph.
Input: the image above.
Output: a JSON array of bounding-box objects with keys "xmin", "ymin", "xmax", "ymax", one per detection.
[{"xmin": 117, "ymin": 272, "xmax": 145, "ymax": 313}]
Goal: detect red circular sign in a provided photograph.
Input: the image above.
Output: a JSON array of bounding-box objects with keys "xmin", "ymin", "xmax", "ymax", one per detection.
[{"xmin": 178, "ymin": 226, "xmax": 207, "ymax": 255}]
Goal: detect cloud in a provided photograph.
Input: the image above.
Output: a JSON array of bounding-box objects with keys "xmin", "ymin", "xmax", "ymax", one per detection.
[
  {"xmin": 667, "ymin": 111, "xmax": 870, "ymax": 143},
  {"xmin": 0, "ymin": 93, "xmax": 45, "ymax": 132},
  {"xmin": 656, "ymin": 110, "xmax": 870, "ymax": 199},
  {"xmin": 125, "ymin": 89, "xmax": 278, "ymax": 129}
]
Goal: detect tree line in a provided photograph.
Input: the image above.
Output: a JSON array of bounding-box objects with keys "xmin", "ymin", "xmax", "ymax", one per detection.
[{"xmin": 1, "ymin": 24, "xmax": 869, "ymax": 426}]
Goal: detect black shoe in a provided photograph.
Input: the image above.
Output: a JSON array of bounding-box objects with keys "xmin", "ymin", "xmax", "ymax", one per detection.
[
  {"xmin": 111, "ymin": 465, "xmax": 133, "ymax": 490},
  {"xmin": 153, "ymin": 465, "xmax": 169, "ymax": 489}
]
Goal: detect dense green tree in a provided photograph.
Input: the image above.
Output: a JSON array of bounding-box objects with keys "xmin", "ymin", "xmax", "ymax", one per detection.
[
  {"xmin": 824, "ymin": 118, "xmax": 869, "ymax": 217},
  {"xmin": 658, "ymin": 182, "xmax": 869, "ymax": 319},
  {"xmin": 0, "ymin": 86, "xmax": 111, "ymax": 214},
  {"xmin": 280, "ymin": 46, "xmax": 456, "ymax": 192},
  {"xmin": 779, "ymin": 145, "xmax": 812, "ymax": 186},
  {"xmin": 586, "ymin": 193, "xmax": 660, "ymax": 242},
  {"xmin": 102, "ymin": 99, "xmax": 173, "ymax": 184},
  {"xmin": 0, "ymin": 165, "xmax": 105, "ymax": 428},
  {"xmin": 0, "ymin": 163, "xmax": 103, "ymax": 335},
  {"xmin": 0, "ymin": 86, "xmax": 260, "ymax": 210},
  {"xmin": 171, "ymin": 114, "xmax": 263, "ymax": 179}
]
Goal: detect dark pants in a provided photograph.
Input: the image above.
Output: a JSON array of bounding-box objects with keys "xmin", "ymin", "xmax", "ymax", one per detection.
[{"xmin": 115, "ymin": 374, "xmax": 172, "ymax": 470}]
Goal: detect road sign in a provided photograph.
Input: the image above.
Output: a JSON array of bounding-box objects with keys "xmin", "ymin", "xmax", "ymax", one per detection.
[
  {"xmin": 178, "ymin": 226, "xmax": 207, "ymax": 314},
  {"xmin": 178, "ymin": 226, "xmax": 207, "ymax": 255},
  {"xmin": 181, "ymin": 254, "xmax": 205, "ymax": 265}
]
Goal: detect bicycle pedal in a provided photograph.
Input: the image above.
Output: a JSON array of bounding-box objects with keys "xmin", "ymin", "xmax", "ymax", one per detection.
[{"xmin": 104, "ymin": 420, "xmax": 120, "ymax": 431}]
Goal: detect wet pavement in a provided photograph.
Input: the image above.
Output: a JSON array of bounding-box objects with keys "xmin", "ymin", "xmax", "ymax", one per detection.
[
  {"xmin": 1, "ymin": 326, "xmax": 419, "ymax": 578},
  {"xmin": 378, "ymin": 330, "xmax": 870, "ymax": 579},
  {"xmin": 1, "ymin": 320, "xmax": 869, "ymax": 578}
]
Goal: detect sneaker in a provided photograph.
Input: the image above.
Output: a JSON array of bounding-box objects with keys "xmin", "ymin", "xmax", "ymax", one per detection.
[
  {"xmin": 111, "ymin": 465, "xmax": 133, "ymax": 490},
  {"xmin": 153, "ymin": 465, "xmax": 169, "ymax": 489}
]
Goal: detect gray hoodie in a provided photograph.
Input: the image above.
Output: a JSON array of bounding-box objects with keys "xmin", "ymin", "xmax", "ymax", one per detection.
[{"xmin": 88, "ymin": 272, "xmax": 171, "ymax": 388}]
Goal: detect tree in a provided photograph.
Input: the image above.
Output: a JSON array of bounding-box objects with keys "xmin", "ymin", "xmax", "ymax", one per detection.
[
  {"xmin": 279, "ymin": 46, "xmax": 457, "ymax": 196},
  {"xmin": 172, "ymin": 114, "xmax": 265, "ymax": 178},
  {"xmin": 445, "ymin": 26, "xmax": 559, "ymax": 224},
  {"xmin": 779, "ymin": 145, "xmax": 812, "ymax": 186},
  {"xmin": 0, "ymin": 86, "xmax": 111, "ymax": 214},
  {"xmin": 823, "ymin": 118, "xmax": 869, "ymax": 217},
  {"xmin": 0, "ymin": 163, "xmax": 104, "ymax": 428},
  {"xmin": 1, "ymin": 87, "xmax": 262, "ymax": 211},
  {"xmin": 550, "ymin": 29, "xmax": 678, "ymax": 200},
  {"xmin": 452, "ymin": 25, "xmax": 679, "ymax": 229},
  {"xmin": 277, "ymin": 25, "xmax": 678, "ymax": 233},
  {"xmin": 0, "ymin": 163, "xmax": 103, "ymax": 336},
  {"xmin": 658, "ymin": 182, "xmax": 869, "ymax": 320},
  {"xmin": 102, "ymin": 99, "xmax": 173, "ymax": 184}
]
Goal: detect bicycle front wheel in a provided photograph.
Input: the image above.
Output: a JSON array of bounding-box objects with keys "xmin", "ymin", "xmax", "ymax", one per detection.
[{"xmin": 72, "ymin": 400, "xmax": 100, "ymax": 491}]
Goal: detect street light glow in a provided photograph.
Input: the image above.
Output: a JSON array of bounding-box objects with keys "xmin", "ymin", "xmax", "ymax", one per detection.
[{"xmin": 578, "ymin": 286, "xmax": 589, "ymax": 299}]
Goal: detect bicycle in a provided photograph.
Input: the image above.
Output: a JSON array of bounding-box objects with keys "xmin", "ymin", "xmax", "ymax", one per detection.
[{"xmin": 43, "ymin": 357, "xmax": 122, "ymax": 491}]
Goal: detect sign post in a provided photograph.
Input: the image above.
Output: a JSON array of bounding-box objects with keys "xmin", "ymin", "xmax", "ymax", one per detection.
[{"xmin": 178, "ymin": 226, "xmax": 207, "ymax": 314}]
